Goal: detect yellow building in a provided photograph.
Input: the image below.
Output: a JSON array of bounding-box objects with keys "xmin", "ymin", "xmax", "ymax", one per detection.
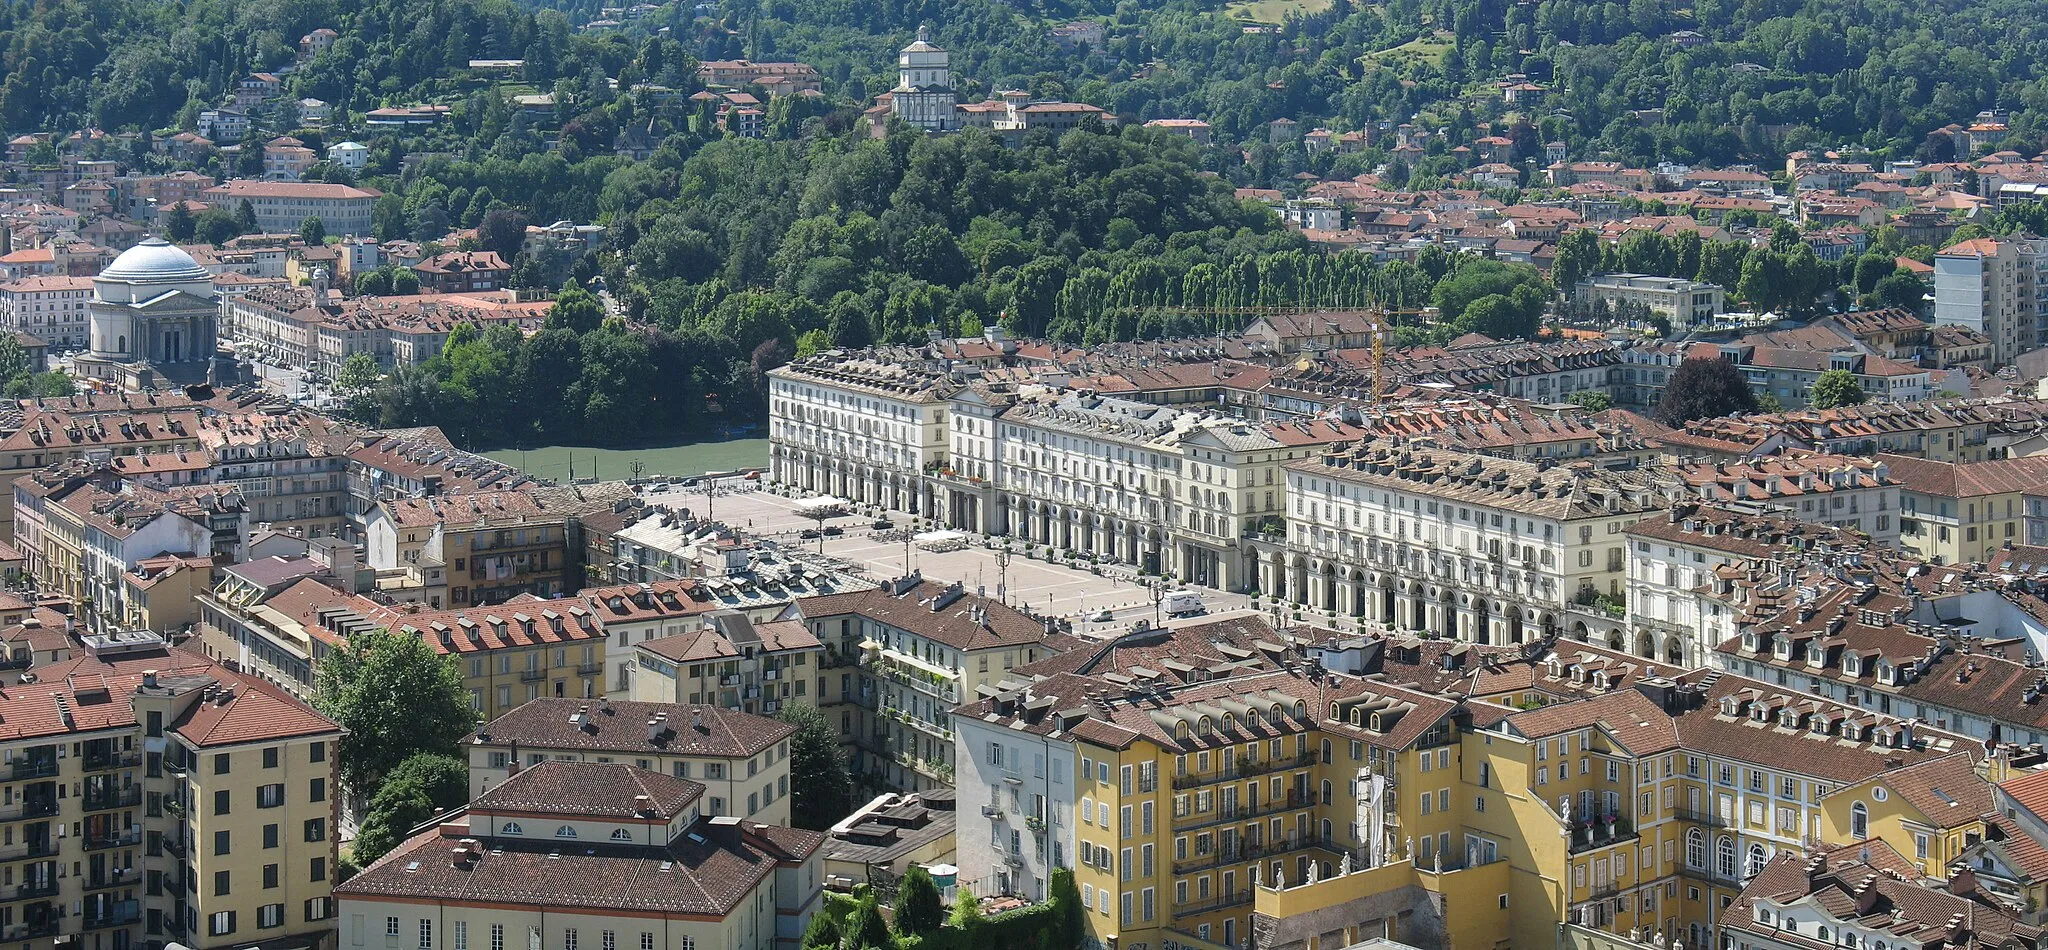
[
  {"xmin": 0, "ymin": 629, "xmax": 341, "ymax": 947},
  {"xmin": 354, "ymin": 593, "xmax": 608, "ymax": 718},
  {"xmin": 1883, "ymin": 452, "xmax": 2048, "ymax": 564},
  {"xmin": 1818, "ymin": 750, "xmax": 1997, "ymax": 879}
]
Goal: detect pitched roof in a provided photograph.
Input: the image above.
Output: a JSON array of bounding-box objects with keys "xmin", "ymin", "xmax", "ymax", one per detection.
[
  {"xmin": 473, "ymin": 698, "xmax": 794, "ymax": 758},
  {"xmin": 474, "ymin": 761, "xmax": 702, "ymax": 819}
]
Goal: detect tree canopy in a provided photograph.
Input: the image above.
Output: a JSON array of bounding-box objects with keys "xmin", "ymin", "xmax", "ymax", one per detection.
[
  {"xmin": 1655, "ymin": 357, "xmax": 1761, "ymax": 426},
  {"xmin": 314, "ymin": 626, "xmax": 474, "ymax": 801}
]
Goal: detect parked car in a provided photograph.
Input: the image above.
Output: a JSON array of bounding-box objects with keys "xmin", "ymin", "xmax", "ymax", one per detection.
[
  {"xmin": 1084, "ymin": 608, "xmax": 1115, "ymax": 622},
  {"xmin": 798, "ymin": 529, "xmax": 821, "ymax": 539},
  {"xmin": 822, "ymin": 526, "xmax": 844, "ymax": 536},
  {"xmin": 872, "ymin": 519, "xmax": 894, "ymax": 530}
]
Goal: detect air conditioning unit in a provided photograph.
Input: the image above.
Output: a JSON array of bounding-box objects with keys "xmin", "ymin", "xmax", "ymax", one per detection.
[
  {"xmin": 980, "ymin": 805, "xmax": 1003, "ymax": 819},
  {"xmin": 763, "ymin": 701, "xmax": 780, "ymax": 714}
]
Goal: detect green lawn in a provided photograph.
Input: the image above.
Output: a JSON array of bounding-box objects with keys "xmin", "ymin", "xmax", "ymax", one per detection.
[
  {"xmin": 1225, "ymin": 0, "xmax": 1335, "ymax": 24},
  {"xmin": 1362, "ymin": 30, "xmax": 1454, "ymax": 69}
]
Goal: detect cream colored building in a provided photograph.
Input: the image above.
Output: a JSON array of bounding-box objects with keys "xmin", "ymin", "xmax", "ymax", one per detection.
[
  {"xmin": 767, "ymin": 355, "xmax": 957, "ymax": 518},
  {"xmin": 1280, "ymin": 441, "xmax": 1666, "ymax": 642},
  {"xmin": 336, "ymin": 761, "xmax": 823, "ymax": 950},
  {"xmin": 467, "ymin": 698, "xmax": 796, "ymax": 825}
]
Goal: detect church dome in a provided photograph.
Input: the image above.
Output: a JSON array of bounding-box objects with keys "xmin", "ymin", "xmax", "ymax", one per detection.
[{"xmin": 99, "ymin": 237, "xmax": 212, "ymax": 283}]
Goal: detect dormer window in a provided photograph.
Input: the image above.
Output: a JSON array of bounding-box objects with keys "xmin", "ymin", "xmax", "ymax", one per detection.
[
  {"xmin": 1807, "ymin": 644, "xmax": 1823, "ymax": 664},
  {"xmin": 500, "ymin": 822, "xmax": 523, "ymax": 835},
  {"xmin": 1593, "ymin": 672, "xmax": 1609, "ymax": 689},
  {"xmin": 1877, "ymin": 661, "xmax": 1893, "ymax": 683},
  {"xmin": 1775, "ymin": 640, "xmax": 1793, "ymax": 658},
  {"xmin": 1743, "ymin": 632, "xmax": 1758, "ymax": 651},
  {"xmin": 1751, "ymin": 706, "xmax": 1770, "ymax": 723},
  {"xmin": 1721, "ymin": 698, "xmax": 1740, "ymax": 716},
  {"xmin": 1294, "ymin": 701, "xmax": 1308, "ymax": 720},
  {"xmin": 1222, "ymin": 713, "xmax": 1236, "ymax": 732}
]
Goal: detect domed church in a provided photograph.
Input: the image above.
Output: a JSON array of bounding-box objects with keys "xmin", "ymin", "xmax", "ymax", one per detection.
[{"xmin": 72, "ymin": 237, "xmax": 235, "ymax": 390}]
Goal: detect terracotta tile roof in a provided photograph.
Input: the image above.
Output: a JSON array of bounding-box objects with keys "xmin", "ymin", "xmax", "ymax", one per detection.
[
  {"xmin": 169, "ymin": 670, "xmax": 341, "ymax": 747},
  {"xmin": 475, "ymin": 761, "xmax": 702, "ymax": 819},
  {"xmin": 473, "ymin": 698, "xmax": 794, "ymax": 758},
  {"xmin": 340, "ymin": 810, "xmax": 822, "ymax": 917},
  {"xmin": 1843, "ymin": 751, "xmax": 1993, "ymax": 829},
  {"xmin": 795, "ymin": 578, "xmax": 1048, "ymax": 652}
]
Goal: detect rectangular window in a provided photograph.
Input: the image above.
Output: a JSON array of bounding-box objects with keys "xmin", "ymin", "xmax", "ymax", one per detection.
[
  {"xmin": 258, "ymin": 784, "xmax": 286, "ymax": 808},
  {"xmin": 491, "ymin": 925, "xmax": 504, "ymax": 950},
  {"xmin": 454, "ymin": 922, "xmax": 468, "ymax": 950},
  {"xmin": 420, "ymin": 919, "xmax": 434, "ymax": 950}
]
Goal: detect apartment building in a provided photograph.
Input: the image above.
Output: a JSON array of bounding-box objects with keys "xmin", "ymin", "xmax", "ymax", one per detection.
[
  {"xmin": 0, "ymin": 631, "xmax": 342, "ymax": 948},
  {"xmin": 193, "ymin": 548, "xmax": 363, "ymax": 700},
  {"xmin": 1622, "ymin": 509, "xmax": 1857, "ymax": 669},
  {"xmin": 363, "ymin": 491, "xmax": 575, "ymax": 608},
  {"xmin": 345, "ymin": 594, "xmax": 606, "ymax": 718},
  {"xmin": 1814, "ymin": 752, "xmax": 1995, "ymax": 881},
  {"xmin": 629, "ymin": 611, "xmax": 822, "ymax": 718},
  {"xmin": 0, "ymin": 403, "xmax": 210, "ymax": 541},
  {"xmin": 1281, "ymin": 441, "xmax": 1667, "ymax": 643},
  {"xmin": 1933, "ymin": 236, "xmax": 2048, "ymax": 366},
  {"xmin": 466, "ymin": 698, "xmax": 796, "ymax": 824},
  {"xmin": 767, "ymin": 355, "xmax": 958, "ymax": 518},
  {"xmin": 199, "ymin": 181, "xmax": 379, "ymax": 237},
  {"xmin": 1670, "ymin": 453, "xmax": 1900, "ymax": 546},
  {"xmin": 956, "ymin": 632, "xmax": 1464, "ymax": 950},
  {"xmin": 1723, "ymin": 841, "xmax": 2029, "ymax": 950},
  {"xmin": 337, "ymin": 762, "xmax": 823, "ymax": 950},
  {"xmin": 792, "ymin": 575, "xmax": 1055, "ymax": 794},
  {"xmin": 1882, "ymin": 452, "xmax": 2048, "ymax": 564},
  {"xmin": 0, "ymin": 276, "xmax": 92, "ymax": 348},
  {"xmin": 1575, "ymin": 274, "xmax": 1726, "ymax": 331}
]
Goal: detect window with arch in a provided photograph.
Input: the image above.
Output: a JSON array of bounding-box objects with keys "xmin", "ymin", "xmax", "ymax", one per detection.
[
  {"xmin": 680, "ymin": 939, "xmax": 694, "ymax": 950},
  {"xmin": 1686, "ymin": 829, "xmax": 1706, "ymax": 869},
  {"xmin": 1745, "ymin": 843, "xmax": 1768, "ymax": 879},
  {"xmin": 1321, "ymin": 779, "xmax": 1333, "ymax": 805},
  {"xmin": 501, "ymin": 822, "xmax": 523, "ymax": 835},
  {"xmin": 1716, "ymin": 835, "xmax": 1736, "ymax": 877},
  {"xmin": 1321, "ymin": 739, "xmax": 1333, "ymax": 764},
  {"xmin": 1850, "ymin": 802, "xmax": 1869, "ymax": 839},
  {"xmin": 610, "ymin": 829, "xmax": 632, "ymax": 841},
  {"xmin": 556, "ymin": 826, "xmax": 577, "ymax": 838}
]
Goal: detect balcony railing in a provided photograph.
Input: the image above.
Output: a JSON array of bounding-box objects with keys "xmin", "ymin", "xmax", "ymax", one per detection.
[
  {"xmin": 83, "ymin": 900, "xmax": 140, "ymax": 929},
  {"xmin": 81, "ymin": 869, "xmax": 133, "ymax": 891},
  {"xmin": 1171, "ymin": 831, "xmax": 1333, "ymax": 876},
  {"xmin": 519, "ymin": 669, "xmax": 548, "ymax": 682},
  {"xmin": 81, "ymin": 752, "xmax": 141, "ymax": 773},
  {"xmin": 1568, "ymin": 817, "xmax": 1639, "ymax": 855},
  {"xmin": 83, "ymin": 787, "xmax": 141, "ymax": 812},
  {"xmin": 0, "ymin": 840, "xmax": 57, "ymax": 862},
  {"xmin": 1175, "ymin": 888, "xmax": 1256, "ymax": 917},
  {"xmin": 7, "ymin": 761, "xmax": 56, "ymax": 781},
  {"xmin": 1172, "ymin": 751, "xmax": 1318, "ymax": 790},
  {"xmin": 4, "ymin": 918, "xmax": 59, "ymax": 940},
  {"xmin": 1673, "ymin": 807, "xmax": 1728, "ymax": 828},
  {"xmin": 576, "ymin": 662, "xmax": 602, "ymax": 675},
  {"xmin": 1175, "ymin": 790, "xmax": 1320, "ymax": 833},
  {"xmin": 162, "ymin": 832, "xmax": 187, "ymax": 858},
  {"xmin": 11, "ymin": 880, "xmax": 56, "ymax": 901},
  {"xmin": 82, "ymin": 828, "xmax": 141, "ymax": 851},
  {"xmin": 0, "ymin": 799, "xmax": 59, "ymax": 822}
]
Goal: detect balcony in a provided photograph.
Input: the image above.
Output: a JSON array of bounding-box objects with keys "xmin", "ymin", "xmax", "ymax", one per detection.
[
  {"xmin": 519, "ymin": 668, "xmax": 548, "ymax": 682},
  {"xmin": 81, "ymin": 752, "xmax": 141, "ymax": 773},
  {"xmin": 1674, "ymin": 807, "xmax": 1728, "ymax": 828},
  {"xmin": 162, "ymin": 832, "xmax": 187, "ymax": 858},
  {"xmin": 83, "ymin": 787, "xmax": 142, "ymax": 812},
  {"xmin": 1171, "ymin": 831, "xmax": 1333, "ymax": 876},
  {"xmin": 83, "ymin": 828, "xmax": 141, "ymax": 851},
  {"xmin": 3, "ymin": 918, "xmax": 59, "ymax": 940},
  {"xmin": 1172, "ymin": 751, "xmax": 1318, "ymax": 790},
  {"xmin": 83, "ymin": 900, "xmax": 140, "ymax": 929},
  {"xmin": 11, "ymin": 880, "xmax": 56, "ymax": 900},
  {"xmin": 0, "ymin": 799, "xmax": 59, "ymax": 822},
  {"xmin": 873, "ymin": 659, "xmax": 960, "ymax": 703},
  {"xmin": 0, "ymin": 840, "xmax": 57, "ymax": 862},
  {"xmin": 7, "ymin": 761, "xmax": 56, "ymax": 781},
  {"xmin": 1175, "ymin": 790, "xmax": 1320, "ymax": 833},
  {"xmin": 1567, "ymin": 817, "xmax": 1638, "ymax": 855},
  {"xmin": 81, "ymin": 869, "xmax": 133, "ymax": 892},
  {"xmin": 576, "ymin": 662, "xmax": 602, "ymax": 675},
  {"xmin": 1174, "ymin": 888, "xmax": 1255, "ymax": 917}
]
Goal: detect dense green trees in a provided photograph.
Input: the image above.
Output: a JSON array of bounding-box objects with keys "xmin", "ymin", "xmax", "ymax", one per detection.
[
  {"xmin": 1655, "ymin": 357, "xmax": 1760, "ymax": 426},
  {"xmin": 350, "ymin": 753, "xmax": 468, "ymax": 864},
  {"xmin": 313, "ymin": 627, "xmax": 474, "ymax": 803},
  {"xmin": 777, "ymin": 702, "xmax": 856, "ymax": 832},
  {"xmin": 1809, "ymin": 369, "xmax": 1868, "ymax": 410}
]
